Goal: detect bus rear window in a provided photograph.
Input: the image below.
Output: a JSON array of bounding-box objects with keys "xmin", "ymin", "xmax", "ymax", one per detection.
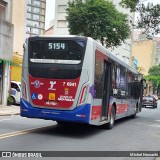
[{"xmin": 29, "ymin": 40, "xmax": 86, "ymax": 64}]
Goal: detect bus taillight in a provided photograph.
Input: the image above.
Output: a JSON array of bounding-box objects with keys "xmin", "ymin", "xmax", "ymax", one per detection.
[
  {"xmin": 22, "ymin": 79, "xmax": 28, "ymax": 101},
  {"xmin": 78, "ymin": 84, "xmax": 89, "ymax": 105}
]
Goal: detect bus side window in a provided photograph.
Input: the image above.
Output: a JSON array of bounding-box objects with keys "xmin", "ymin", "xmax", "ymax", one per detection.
[
  {"xmin": 115, "ymin": 65, "xmax": 127, "ymax": 98},
  {"xmin": 94, "ymin": 53, "xmax": 104, "ymax": 98},
  {"xmin": 127, "ymin": 72, "xmax": 134, "ymax": 97},
  {"xmin": 120, "ymin": 66, "xmax": 126, "ymax": 98},
  {"xmin": 112, "ymin": 63, "xmax": 117, "ymax": 96}
]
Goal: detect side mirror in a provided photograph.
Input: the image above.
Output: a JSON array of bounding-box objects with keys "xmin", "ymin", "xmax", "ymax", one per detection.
[{"xmin": 17, "ymin": 88, "xmax": 20, "ymax": 92}]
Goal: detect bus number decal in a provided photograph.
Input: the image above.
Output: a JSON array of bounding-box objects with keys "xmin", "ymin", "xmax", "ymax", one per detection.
[
  {"xmin": 48, "ymin": 42, "xmax": 66, "ymax": 50},
  {"xmin": 63, "ymin": 82, "xmax": 77, "ymax": 87},
  {"xmin": 67, "ymin": 82, "xmax": 77, "ymax": 87}
]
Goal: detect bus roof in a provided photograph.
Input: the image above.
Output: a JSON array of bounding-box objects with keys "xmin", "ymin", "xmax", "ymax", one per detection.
[
  {"xmin": 29, "ymin": 35, "xmax": 140, "ymax": 75},
  {"xmin": 36, "ymin": 35, "xmax": 85, "ymax": 38}
]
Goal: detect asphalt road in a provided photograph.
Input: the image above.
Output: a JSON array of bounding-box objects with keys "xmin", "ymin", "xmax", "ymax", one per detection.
[{"xmin": 0, "ymin": 102, "xmax": 160, "ymax": 160}]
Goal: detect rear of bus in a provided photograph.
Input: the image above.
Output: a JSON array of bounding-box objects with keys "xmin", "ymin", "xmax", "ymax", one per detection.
[{"xmin": 21, "ymin": 35, "xmax": 94, "ymax": 124}]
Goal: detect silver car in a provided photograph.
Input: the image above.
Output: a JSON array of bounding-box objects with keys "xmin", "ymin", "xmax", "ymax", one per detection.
[{"xmin": 142, "ymin": 96, "xmax": 157, "ymax": 109}]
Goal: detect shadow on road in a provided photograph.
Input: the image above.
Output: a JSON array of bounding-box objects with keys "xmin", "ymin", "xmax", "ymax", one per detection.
[
  {"xmin": 31, "ymin": 122, "xmax": 105, "ymax": 138},
  {"xmin": 30, "ymin": 116, "xmax": 141, "ymax": 138}
]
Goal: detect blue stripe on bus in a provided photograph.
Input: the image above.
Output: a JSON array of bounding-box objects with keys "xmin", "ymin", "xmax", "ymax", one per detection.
[{"xmin": 20, "ymin": 98, "xmax": 90, "ymax": 123}]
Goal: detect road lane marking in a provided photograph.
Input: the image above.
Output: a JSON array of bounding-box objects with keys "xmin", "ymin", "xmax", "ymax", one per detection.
[
  {"xmin": 0, "ymin": 118, "xmax": 11, "ymax": 122},
  {"xmin": 149, "ymin": 124, "xmax": 160, "ymax": 128},
  {"xmin": 0, "ymin": 126, "xmax": 53, "ymax": 140}
]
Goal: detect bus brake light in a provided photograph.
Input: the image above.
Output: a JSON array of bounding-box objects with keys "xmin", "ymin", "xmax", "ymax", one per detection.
[
  {"xmin": 22, "ymin": 79, "xmax": 28, "ymax": 101},
  {"xmin": 78, "ymin": 84, "xmax": 89, "ymax": 105}
]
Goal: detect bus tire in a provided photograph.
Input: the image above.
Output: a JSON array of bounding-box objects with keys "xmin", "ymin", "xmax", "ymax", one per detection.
[
  {"xmin": 103, "ymin": 107, "xmax": 115, "ymax": 130},
  {"xmin": 131, "ymin": 106, "xmax": 137, "ymax": 119}
]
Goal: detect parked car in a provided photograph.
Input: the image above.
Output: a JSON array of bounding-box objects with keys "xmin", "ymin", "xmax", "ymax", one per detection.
[
  {"xmin": 142, "ymin": 95, "xmax": 157, "ymax": 109},
  {"xmin": 10, "ymin": 81, "xmax": 21, "ymax": 104}
]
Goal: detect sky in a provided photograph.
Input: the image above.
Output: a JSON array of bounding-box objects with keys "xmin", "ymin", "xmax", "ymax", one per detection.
[
  {"xmin": 45, "ymin": 0, "xmax": 55, "ymax": 29},
  {"xmin": 45, "ymin": 0, "xmax": 160, "ymax": 29}
]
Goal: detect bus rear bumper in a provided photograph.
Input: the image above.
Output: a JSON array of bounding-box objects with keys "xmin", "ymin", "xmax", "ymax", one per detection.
[{"xmin": 20, "ymin": 99, "xmax": 90, "ymax": 123}]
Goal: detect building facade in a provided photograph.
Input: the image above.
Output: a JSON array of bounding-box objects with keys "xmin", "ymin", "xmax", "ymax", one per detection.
[
  {"xmin": 26, "ymin": 0, "xmax": 46, "ymax": 38},
  {"xmin": 45, "ymin": 19, "xmax": 54, "ymax": 35},
  {"xmin": 11, "ymin": 0, "xmax": 26, "ymax": 82},
  {"xmin": 132, "ymin": 40, "xmax": 156, "ymax": 75},
  {"xmin": 154, "ymin": 37, "xmax": 160, "ymax": 66},
  {"xmin": 132, "ymin": 40, "xmax": 157, "ymax": 95},
  {"xmin": 54, "ymin": 0, "xmax": 134, "ymax": 64},
  {"xmin": 0, "ymin": 0, "xmax": 14, "ymax": 105},
  {"xmin": 11, "ymin": 0, "xmax": 46, "ymax": 82},
  {"xmin": 110, "ymin": 0, "xmax": 134, "ymax": 64}
]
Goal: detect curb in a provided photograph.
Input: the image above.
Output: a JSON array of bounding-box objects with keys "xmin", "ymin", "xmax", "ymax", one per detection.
[{"xmin": 0, "ymin": 113, "xmax": 20, "ymax": 116}]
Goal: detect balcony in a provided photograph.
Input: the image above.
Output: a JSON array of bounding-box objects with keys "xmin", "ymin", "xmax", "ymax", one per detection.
[{"xmin": 0, "ymin": 19, "xmax": 14, "ymax": 61}]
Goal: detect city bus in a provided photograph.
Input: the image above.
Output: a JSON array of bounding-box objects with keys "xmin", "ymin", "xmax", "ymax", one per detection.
[{"xmin": 21, "ymin": 35, "xmax": 143, "ymax": 129}]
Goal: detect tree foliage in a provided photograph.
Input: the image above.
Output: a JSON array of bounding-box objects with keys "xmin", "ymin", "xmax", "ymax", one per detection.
[
  {"xmin": 66, "ymin": 0, "xmax": 130, "ymax": 48},
  {"xmin": 148, "ymin": 65, "xmax": 160, "ymax": 76},
  {"xmin": 120, "ymin": 0, "xmax": 160, "ymax": 36},
  {"xmin": 120, "ymin": 0, "xmax": 139, "ymax": 12},
  {"xmin": 145, "ymin": 65, "xmax": 160, "ymax": 93}
]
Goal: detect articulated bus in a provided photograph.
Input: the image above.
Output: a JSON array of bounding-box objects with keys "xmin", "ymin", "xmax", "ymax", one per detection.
[{"xmin": 21, "ymin": 35, "xmax": 143, "ymax": 129}]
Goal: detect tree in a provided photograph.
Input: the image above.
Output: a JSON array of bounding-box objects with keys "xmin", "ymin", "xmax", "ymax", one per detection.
[
  {"xmin": 145, "ymin": 65, "xmax": 160, "ymax": 94},
  {"xmin": 120, "ymin": 0, "xmax": 160, "ymax": 36},
  {"xmin": 66, "ymin": 0, "xmax": 130, "ymax": 48}
]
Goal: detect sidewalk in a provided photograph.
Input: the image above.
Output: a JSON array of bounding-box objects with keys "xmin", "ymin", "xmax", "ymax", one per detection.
[{"xmin": 0, "ymin": 105, "xmax": 20, "ymax": 116}]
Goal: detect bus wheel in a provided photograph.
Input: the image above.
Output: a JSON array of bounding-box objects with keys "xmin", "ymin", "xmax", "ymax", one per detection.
[
  {"xmin": 131, "ymin": 106, "xmax": 137, "ymax": 119},
  {"xmin": 103, "ymin": 107, "xmax": 115, "ymax": 130}
]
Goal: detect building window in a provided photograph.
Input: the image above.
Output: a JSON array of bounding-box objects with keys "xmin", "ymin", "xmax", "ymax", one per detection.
[
  {"xmin": 0, "ymin": 4, "xmax": 5, "ymax": 20},
  {"xmin": 58, "ymin": 5, "xmax": 67, "ymax": 13},
  {"xmin": 27, "ymin": 20, "xmax": 33, "ymax": 26},
  {"xmin": 27, "ymin": 6, "xmax": 31, "ymax": 12},
  {"xmin": 34, "ymin": 7, "xmax": 40, "ymax": 13},
  {"xmin": 32, "ymin": 28, "xmax": 39, "ymax": 34},
  {"xmin": 27, "ymin": 0, "xmax": 32, "ymax": 4},
  {"xmin": 33, "ymin": 22, "xmax": 38, "ymax": 27},
  {"xmin": 38, "ymin": 22, "xmax": 43, "ymax": 28},
  {"xmin": 34, "ymin": 1, "xmax": 41, "ymax": 7},
  {"xmin": 27, "ymin": 13, "xmax": 32, "ymax": 19},
  {"xmin": 124, "ymin": 42, "xmax": 131, "ymax": 51},
  {"xmin": 26, "ymin": 27, "xmax": 31, "ymax": 33},
  {"xmin": 33, "ymin": 14, "xmax": 40, "ymax": 20},
  {"xmin": 57, "ymin": 20, "xmax": 66, "ymax": 28}
]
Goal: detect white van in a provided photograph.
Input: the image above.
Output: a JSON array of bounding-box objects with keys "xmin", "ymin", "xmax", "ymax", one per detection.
[{"xmin": 11, "ymin": 81, "xmax": 21, "ymax": 104}]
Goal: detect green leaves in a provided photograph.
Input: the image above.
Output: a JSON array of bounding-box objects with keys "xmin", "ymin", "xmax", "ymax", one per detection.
[
  {"xmin": 120, "ymin": 0, "xmax": 160, "ymax": 36},
  {"xmin": 120, "ymin": 0, "xmax": 139, "ymax": 12},
  {"xmin": 145, "ymin": 65, "xmax": 160, "ymax": 88},
  {"xmin": 148, "ymin": 65, "xmax": 160, "ymax": 76},
  {"xmin": 66, "ymin": 0, "xmax": 130, "ymax": 48}
]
